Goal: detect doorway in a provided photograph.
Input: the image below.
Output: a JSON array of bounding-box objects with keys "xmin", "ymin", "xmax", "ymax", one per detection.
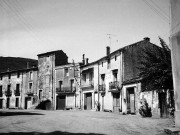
[
  {"xmin": 15, "ymin": 97, "xmax": 19, "ymax": 108},
  {"xmin": 127, "ymin": 87, "xmax": 135, "ymax": 114},
  {"xmin": 84, "ymin": 93, "xmax": 92, "ymax": 110},
  {"xmin": 25, "ymin": 97, "xmax": 31, "ymax": 109},
  {"xmin": 6, "ymin": 97, "xmax": 10, "ymax": 108},
  {"xmin": 56, "ymin": 95, "xmax": 66, "ymax": 110},
  {"xmin": 113, "ymin": 93, "xmax": 120, "ymax": 113}
]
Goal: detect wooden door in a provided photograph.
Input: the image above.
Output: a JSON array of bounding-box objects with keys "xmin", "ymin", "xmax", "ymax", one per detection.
[
  {"xmin": 113, "ymin": 93, "xmax": 120, "ymax": 113},
  {"xmin": 86, "ymin": 93, "xmax": 92, "ymax": 110},
  {"xmin": 57, "ymin": 95, "xmax": 66, "ymax": 110}
]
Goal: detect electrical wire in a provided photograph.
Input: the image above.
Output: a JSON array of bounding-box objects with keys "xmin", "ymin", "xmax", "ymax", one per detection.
[{"xmin": 142, "ymin": 0, "xmax": 169, "ymax": 23}]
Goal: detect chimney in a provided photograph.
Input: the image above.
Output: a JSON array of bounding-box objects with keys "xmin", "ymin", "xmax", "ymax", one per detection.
[
  {"xmin": 106, "ymin": 46, "xmax": 110, "ymax": 56},
  {"xmin": 82, "ymin": 54, "xmax": 85, "ymax": 65},
  {"xmin": 144, "ymin": 37, "xmax": 150, "ymax": 42},
  {"xmin": 86, "ymin": 58, "xmax": 89, "ymax": 65}
]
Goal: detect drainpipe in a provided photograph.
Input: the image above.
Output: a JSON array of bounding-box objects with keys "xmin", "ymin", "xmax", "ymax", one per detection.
[
  {"xmin": 120, "ymin": 51, "xmax": 123, "ymax": 112},
  {"xmin": 21, "ymin": 72, "xmax": 23, "ymax": 109},
  {"xmin": 98, "ymin": 62, "xmax": 100, "ymax": 111}
]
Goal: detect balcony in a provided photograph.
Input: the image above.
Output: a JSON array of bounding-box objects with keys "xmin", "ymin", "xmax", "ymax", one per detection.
[
  {"xmin": 5, "ymin": 90, "xmax": 12, "ymax": 97},
  {"xmin": 81, "ymin": 80, "xmax": 94, "ymax": 89},
  {"xmin": 14, "ymin": 89, "xmax": 20, "ymax": 96},
  {"xmin": 109, "ymin": 81, "xmax": 120, "ymax": 90},
  {"xmin": 56, "ymin": 86, "xmax": 76, "ymax": 93},
  {"xmin": 99, "ymin": 84, "xmax": 106, "ymax": 92},
  {"xmin": 26, "ymin": 91, "xmax": 34, "ymax": 96}
]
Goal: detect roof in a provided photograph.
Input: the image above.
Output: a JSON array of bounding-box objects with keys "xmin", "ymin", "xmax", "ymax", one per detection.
[
  {"xmin": 81, "ymin": 38, "xmax": 157, "ymax": 68},
  {"xmin": 0, "ymin": 67, "xmax": 38, "ymax": 75},
  {"xmin": 37, "ymin": 50, "xmax": 67, "ymax": 57}
]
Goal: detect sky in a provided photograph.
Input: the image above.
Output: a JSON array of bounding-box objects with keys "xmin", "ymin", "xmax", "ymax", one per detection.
[{"xmin": 0, "ymin": 0, "xmax": 170, "ymax": 63}]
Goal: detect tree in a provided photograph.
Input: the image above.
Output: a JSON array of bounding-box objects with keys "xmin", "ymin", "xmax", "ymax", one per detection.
[
  {"xmin": 138, "ymin": 37, "xmax": 174, "ymax": 117},
  {"xmin": 139, "ymin": 37, "xmax": 173, "ymax": 91}
]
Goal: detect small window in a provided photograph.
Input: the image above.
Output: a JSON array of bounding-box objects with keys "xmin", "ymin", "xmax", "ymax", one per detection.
[
  {"xmin": 115, "ymin": 55, "xmax": 117, "ymax": 61},
  {"xmin": 17, "ymin": 72, "xmax": 20, "ymax": 78},
  {"xmin": 113, "ymin": 70, "xmax": 118, "ymax": 82},
  {"xmin": 29, "ymin": 83, "xmax": 33, "ymax": 90},
  {"xmin": 101, "ymin": 74, "xmax": 105, "ymax": 84},
  {"xmin": 59, "ymin": 81, "xmax": 63, "ymax": 91},
  {"xmin": 102, "ymin": 62, "xmax": 103, "ymax": 67},
  {"xmin": 0, "ymin": 76, "xmax": 2, "ymax": 80},
  {"xmin": 29, "ymin": 72, "xmax": 33, "ymax": 80},
  {"xmin": 8, "ymin": 74, "xmax": 11, "ymax": 79},
  {"xmin": 16, "ymin": 84, "xmax": 20, "ymax": 91},
  {"xmin": 107, "ymin": 59, "xmax": 111, "ymax": 69},
  {"xmin": 64, "ymin": 68, "xmax": 69, "ymax": 77}
]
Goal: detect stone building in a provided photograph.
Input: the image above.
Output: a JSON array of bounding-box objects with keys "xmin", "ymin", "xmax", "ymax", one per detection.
[
  {"xmin": 0, "ymin": 67, "xmax": 38, "ymax": 109},
  {"xmin": 37, "ymin": 50, "xmax": 68, "ymax": 109},
  {"xmin": 54, "ymin": 63, "xmax": 81, "ymax": 110},
  {"xmin": 80, "ymin": 37, "xmax": 161, "ymax": 115}
]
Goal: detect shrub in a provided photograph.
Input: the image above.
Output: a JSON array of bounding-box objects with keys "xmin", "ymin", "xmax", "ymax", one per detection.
[{"xmin": 139, "ymin": 98, "xmax": 152, "ymax": 117}]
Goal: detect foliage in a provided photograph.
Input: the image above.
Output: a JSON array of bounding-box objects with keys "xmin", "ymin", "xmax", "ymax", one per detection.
[
  {"xmin": 0, "ymin": 57, "xmax": 37, "ymax": 73},
  {"xmin": 139, "ymin": 98, "xmax": 152, "ymax": 117},
  {"xmin": 138, "ymin": 37, "xmax": 173, "ymax": 91}
]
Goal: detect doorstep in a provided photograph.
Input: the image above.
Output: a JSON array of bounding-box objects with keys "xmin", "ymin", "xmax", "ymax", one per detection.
[{"xmin": 164, "ymin": 127, "xmax": 180, "ymax": 135}]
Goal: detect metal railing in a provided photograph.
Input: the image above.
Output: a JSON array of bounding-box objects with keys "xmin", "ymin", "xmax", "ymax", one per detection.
[
  {"xmin": 99, "ymin": 84, "xmax": 106, "ymax": 92},
  {"xmin": 109, "ymin": 81, "xmax": 120, "ymax": 90},
  {"xmin": 14, "ymin": 89, "xmax": 20, "ymax": 96},
  {"xmin": 5, "ymin": 89, "xmax": 12, "ymax": 96},
  {"xmin": 56, "ymin": 86, "xmax": 76, "ymax": 93}
]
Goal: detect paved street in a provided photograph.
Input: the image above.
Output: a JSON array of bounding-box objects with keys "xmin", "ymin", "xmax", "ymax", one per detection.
[{"xmin": 0, "ymin": 109, "xmax": 173, "ymax": 135}]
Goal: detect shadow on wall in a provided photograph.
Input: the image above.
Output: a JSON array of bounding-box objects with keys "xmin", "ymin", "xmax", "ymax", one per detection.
[
  {"xmin": 0, "ymin": 131, "xmax": 105, "ymax": 135},
  {"xmin": 0, "ymin": 111, "xmax": 44, "ymax": 116},
  {"xmin": 35, "ymin": 100, "xmax": 52, "ymax": 110}
]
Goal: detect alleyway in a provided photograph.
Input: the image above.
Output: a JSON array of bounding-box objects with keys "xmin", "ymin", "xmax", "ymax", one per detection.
[{"xmin": 0, "ymin": 109, "xmax": 173, "ymax": 135}]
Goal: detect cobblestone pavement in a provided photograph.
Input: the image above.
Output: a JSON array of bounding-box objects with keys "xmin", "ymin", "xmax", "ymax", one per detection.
[{"xmin": 0, "ymin": 109, "xmax": 173, "ymax": 135}]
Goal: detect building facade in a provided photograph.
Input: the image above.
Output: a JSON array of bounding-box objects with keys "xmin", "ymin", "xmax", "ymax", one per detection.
[
  {"xmin": 54, "ymin": 63, "xmax": 81, "ymax": 110},
  {"xmin": 80, "ymin": 37, "xmax": 161, "ymax": 115},
  {"xmin": 0, "ymin": 67, "xmax": 38, "ymax": 109},
  {"xmin": 37, "ymin": 50, "xmax": 68, "ymax": 110}
]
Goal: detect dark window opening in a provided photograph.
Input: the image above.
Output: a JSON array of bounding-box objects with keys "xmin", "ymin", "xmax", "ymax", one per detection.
[
  {"xmin": 107, "ymin": 59, "xmax": 111, "ymax": 69},
  {"xmin": 17, "ymin": 72, "xmax": 20, "ymax": 78}
]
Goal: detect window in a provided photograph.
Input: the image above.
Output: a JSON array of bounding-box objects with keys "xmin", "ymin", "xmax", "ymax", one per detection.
[
  {"xmin": 29, "ymin": 83, "xmax": 33, "ymax": 90},
  {"xmin": 83, "ymin": 73, "xmax": 86, "ymax": 83},
  {"xmin": 59, "ymin": 81, "xmax": 63, "ymax": 91},
  {"xmin": 64, "ymin": 68, "xmax": 69, "ymax": 77},
  {"xmin": 16, "ymin": 84, "xmax": 20, "ymax": 91},
  {"xmin": 17, "ymin": 72, "xmax": 20, "ymax": 78},
  {"xmin": 70, "ymin": 79, "xmax": 74, "ymax": 91},
  {"xmin": 7, "ymin": 84, "xmax": 11, "ymax": 91},
  {"xmin": 115, "ymin": 55, "xmax": 117, "ymax": 61},
  {"xmin": 107, "ymin": 59, "xmax": 111, "ymax": 69},
  {"xmin": 0, "ymin": 76, "xmax": 2, "ymax": 80},
  {"xmin": 113, "ymin": 70, "xmax": 118, "ymax": 82},
  {"xmin": 29, "ymin": 72, "xmax": 33, "ymax": 80},
  {"xmin": 8, "ymin": 74, "xmax": 11, "ymax": 79},
  {"xmin": 101, "ymin": 74, "xmax": 105, "ymax": 84},
  {"xmin": 102, "ymin": 62, "xmax": 103, "ymax": 67},
  {"xmin": 0, "ymin": 86, "xmax": 2, "ymax": 97}
]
